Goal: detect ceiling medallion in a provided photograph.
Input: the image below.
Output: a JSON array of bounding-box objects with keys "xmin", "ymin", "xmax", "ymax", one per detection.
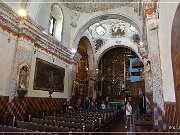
[{"xmin": 111, "ymin": 25, "xmax": 125, "ymax": 38}]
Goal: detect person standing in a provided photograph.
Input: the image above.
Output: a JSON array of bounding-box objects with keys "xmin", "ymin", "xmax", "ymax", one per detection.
[
  {"xmin": 84, "ymin": 97, "xmax": 90, "ymax": 110},
  {"xmin": 125, "ymin": 101, "xmax": 132, "ymax": 128},
  {"xmin": 76, "ymin": 97, "xmax": 82, "ymax": 111},
  {"xmin": 100, "ymin": 101, "xmax": 106, "ymax": 112}
]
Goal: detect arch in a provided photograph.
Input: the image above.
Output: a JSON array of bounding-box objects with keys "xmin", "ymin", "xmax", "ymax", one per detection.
[
  {"xmin": 94, "ymin": 44, "xmax": 142, "ymax": 68},
  {"xmin": 171, "ymin": 4, "xmax": 180, "ymax": 119},
  {"xmin": 80, "ymin": 36, "xmax": 94, "ymax": 70},
  {"xmin": 97, "ymin": 45, "xmax": 141, "ymax": 66},
  {"xmin": 72, "ymin": 13, "xmax": 142, "ymax": 50},
  {"xmin": 74, "ymin": 36, "xmax": 94, "ymax": 97},
  {"xmin": 97, "ymin": 46, "xmax": 144, "ymax": 100}
]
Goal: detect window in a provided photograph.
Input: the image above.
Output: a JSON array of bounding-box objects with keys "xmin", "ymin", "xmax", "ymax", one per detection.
[
  {"xmin": 130, "ymin": 25, "xmax": 136, "ymax": 32},
  {"xmin": 49, "ymin": 4, "xmax": 63, "ymax": 42},
  {"xmin": 95, "ymin": 25, "xmax": 106, "ymax": 36},
  {"xmin": 49, "ymin": 15, "xmax": 56, "ymax": 35}
]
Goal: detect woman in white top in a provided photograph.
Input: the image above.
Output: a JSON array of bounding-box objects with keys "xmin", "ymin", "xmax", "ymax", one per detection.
[
  {"xmin": 100, "ymin": 101, "xmax": 106, "ymax": 111},
  {"xmin": 125, "ymin": 101, "xmax": 132, "ymax": 128}
]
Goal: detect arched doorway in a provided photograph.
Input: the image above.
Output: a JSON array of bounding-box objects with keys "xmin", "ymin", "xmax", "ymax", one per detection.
[
  {"xmin": 171, "ymin": 4, "xmax": 180, "ymax": 121},
  {"xmin": 98, "ymin": 47, "xmax": 144, "ymax": 105},
  {"xmin": 74, "ymin": 36, "xmax": 94, "ymax": 97}
]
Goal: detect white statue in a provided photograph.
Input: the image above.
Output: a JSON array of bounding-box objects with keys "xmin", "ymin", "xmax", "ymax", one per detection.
[{"xmin": 18, "ymin": 65, "xmax": 28, "ymax": 90}]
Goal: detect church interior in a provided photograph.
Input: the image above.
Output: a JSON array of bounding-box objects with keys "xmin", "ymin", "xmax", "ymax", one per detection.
[{"xmin": 0, "ymin": 0, "xmax": 180, "ymax": 134}]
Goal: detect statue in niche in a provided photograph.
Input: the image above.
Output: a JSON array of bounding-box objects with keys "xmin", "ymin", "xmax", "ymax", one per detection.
[
  {"xmin": 18, "ymin": 65, "xmax": 29, "ymax": 90},
  {"xmin": 17, "ymin": 65, "xmax": 29, "ymax": 98},
  {"xmin": 142, "ymin": 60, "xmax": 152, "ymax": 88},
  {"xmin": 146, "ymin": 60, "xmax": 152, "ymax": 87}
]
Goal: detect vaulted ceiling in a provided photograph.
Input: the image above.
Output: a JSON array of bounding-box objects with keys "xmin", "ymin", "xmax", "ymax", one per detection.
[{"xmin": 61, "ymin": 0, "xmax": 140, "ymax": 13}]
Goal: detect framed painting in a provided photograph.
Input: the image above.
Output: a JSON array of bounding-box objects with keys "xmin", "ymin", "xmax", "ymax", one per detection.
[{"xmin": 33, "ymin": 58, "xmax": 65, "ymax": 92}]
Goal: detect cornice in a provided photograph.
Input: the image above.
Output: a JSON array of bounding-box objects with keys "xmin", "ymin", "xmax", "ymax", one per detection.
[{"xmin": 0, "ymin": 2, "xmax": 80, "ymax": 65}]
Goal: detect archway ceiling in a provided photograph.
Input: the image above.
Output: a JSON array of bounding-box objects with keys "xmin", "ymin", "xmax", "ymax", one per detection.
[
  {"xmin": 83, "ymin": 19, "xmax": 139, "ymax": 53},
  {"xmin": 60, "ymin": 0, "xmax": 139, "ymax": 13},
  {"xmin": 87, "ymin": 19, "xmax": 138, "ymax": 40}
]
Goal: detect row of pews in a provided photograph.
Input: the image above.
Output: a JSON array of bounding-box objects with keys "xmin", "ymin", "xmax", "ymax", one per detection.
[{"xmin": 0, "ymin": 109, "xmax": 124, "ymax": 134}]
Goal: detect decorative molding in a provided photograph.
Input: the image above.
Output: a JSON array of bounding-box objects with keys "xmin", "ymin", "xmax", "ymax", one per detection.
[
  {"xmin": 73, "ymin": 52, "xmax": 82, "ymax": 63},
  {"xmin": 115, "ymin": 40, "xmax": 122, "ymax": 44},
  {"xmin": 146, "ymin": 15, "xmax": 164, "ymax": 112},
  {"xmin": 147, "ymin": 13, "xmax": 158, "ymax": 31},
  {"xmin": 62, "ymin": 0, "xmax": 135, "ymax": 13},
  {"xmin": 70, "ymin": 12, "xmax": 80, "ymax": 28},
  {"xmin": 0, "ymin": 2, "xmax": 80, "ymax": 65},
  {"xmin": 151, "ymin": 53, "xmax": 164, "ymax": 112},
  {"xmin": 110, "ymin": 24, "xmax": 126, "ymax": 38}
]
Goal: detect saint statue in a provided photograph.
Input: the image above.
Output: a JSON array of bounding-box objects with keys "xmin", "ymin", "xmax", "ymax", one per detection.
[
  {"xmin": 18, "ymin": 65, "xmax": 28, "ymax": 90},
  {"xmin": 72, "ymin": 80, "xmax": 79, "ymax": 96},
  {"xmin": 146, "ymin": 60, "xmax": 152, "ymax": 87}
]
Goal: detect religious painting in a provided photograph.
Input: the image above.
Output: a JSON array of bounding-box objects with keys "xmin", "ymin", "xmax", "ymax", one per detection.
[{"xmin": 33, "ymin": 58, "xmax": 65, "ymax": 92}]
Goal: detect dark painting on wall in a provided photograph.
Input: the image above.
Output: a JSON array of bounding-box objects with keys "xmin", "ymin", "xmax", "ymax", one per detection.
[{"xmin": 33, "ymin": 58, "xmax": 65, "ymax": 92}]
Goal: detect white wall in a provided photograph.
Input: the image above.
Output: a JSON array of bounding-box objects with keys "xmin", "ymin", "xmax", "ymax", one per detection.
[
  {"xmin": 158, "ymin": 1, "xmax": 179, "ymax": 102},
  {"xmin": 0, "ymin": 29, "xmax": 72, "ymax": 99},
  {"xmin": 0, "ymin": 29, "xmax": 17, "ymax": 96},
  {"xmin": 28, "ymin": 0, "xmax": 43, "ymax": 20},
  {"xmin": 1, "ymin": 0, "xmax": 21, "ymax": 13},
  {"xmin": 28, "ymin": 46, "xmax": 70, "ymax": 98},
  {"xmin": 35, "ymin": 3, "xmax": 51, "ymax": 33}
]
